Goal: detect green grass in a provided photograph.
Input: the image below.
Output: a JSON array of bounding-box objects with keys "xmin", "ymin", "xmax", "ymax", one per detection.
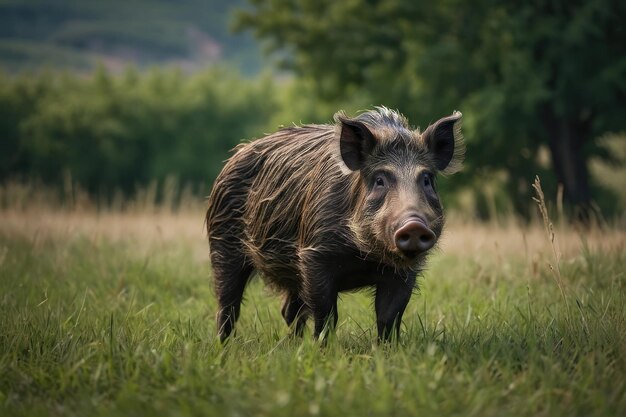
[{"xmin": 0, "ymin": 220, "xmax": 625, "ymax": 416}]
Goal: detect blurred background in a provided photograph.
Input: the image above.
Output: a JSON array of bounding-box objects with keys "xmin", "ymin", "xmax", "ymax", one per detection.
[{"xmin": 0, "ymin": 0, "xmax": 624, "ymax": 222}]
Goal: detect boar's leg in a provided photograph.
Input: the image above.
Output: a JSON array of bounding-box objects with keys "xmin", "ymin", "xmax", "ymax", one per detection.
[
  {"xmin": 300, "ymin": 271, "xmax": 338, "ymax": 340},
  {"xmin": 214, "ymin": 260, "xmax": 253, "ymax": 342},
  {"xmin": 281, "ymin": 293, "xmax": 309, "ymax": 336},
  {"xmin": 311, "ymin": 296, "xmax": 338, "ymax": 341},
  {"xmin": 375, "ymin": 276, "xmax": 415, "ymax": 342}
]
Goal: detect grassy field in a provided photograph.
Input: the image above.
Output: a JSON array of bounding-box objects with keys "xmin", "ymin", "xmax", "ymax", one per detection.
[{"xmin": 0, "ymin": 203, "xmax": 625, "ymax": 416}]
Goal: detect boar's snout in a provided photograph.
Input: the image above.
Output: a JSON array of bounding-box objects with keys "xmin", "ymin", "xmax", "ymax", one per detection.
[{"xmin": 394, "ymin": 217, "xmax": 437, "ymax": 258}]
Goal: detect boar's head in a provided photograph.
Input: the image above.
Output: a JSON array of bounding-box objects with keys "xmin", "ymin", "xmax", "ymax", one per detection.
[{"xmin": 336, "ymin": 107, "xmax": 464, "ymax": 268}]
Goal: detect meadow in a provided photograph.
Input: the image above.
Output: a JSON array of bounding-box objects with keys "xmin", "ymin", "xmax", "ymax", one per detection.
[{"xmin": 0, "ymin": 188, "xmax": 625, "ymax": 417}]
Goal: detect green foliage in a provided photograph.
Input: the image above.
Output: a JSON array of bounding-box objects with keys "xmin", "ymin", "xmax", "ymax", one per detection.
[
  {"xmin": 0, "ymin": 67, "xmax": 277, "ymax": 196},
  {"xmin": 269, "ymin": 77, "xmax": 374, "ymax": 127},
  {"xmin": 2, "ymin": 0, "xmax": 625, "ymax": 218},
  {"xmin": 0, "ymin": 223, "xmax": 625, "ymax": 416},
  {"xmin": 236, "ymin": 0, "xmax": 626, "ymax": 217}
]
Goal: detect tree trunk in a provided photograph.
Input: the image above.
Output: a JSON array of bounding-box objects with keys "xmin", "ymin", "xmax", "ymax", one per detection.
[{"xmin": 541, "ymin": 109, "xmax": 592, "ymax": 221}]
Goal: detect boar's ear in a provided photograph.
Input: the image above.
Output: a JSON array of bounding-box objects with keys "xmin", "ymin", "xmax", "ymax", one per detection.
[
  {"xmin": 421, "ymin": 111, "xmax": 465, "ymax": 174},
  {"xmin": 335, "ymin": 113, "xmax": 376, "ymax": 171}
]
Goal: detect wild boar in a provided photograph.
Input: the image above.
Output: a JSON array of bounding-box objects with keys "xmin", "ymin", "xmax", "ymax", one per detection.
[{"xmin": 206, "ymin": 107, "xmax": 464, "ymax": 341}]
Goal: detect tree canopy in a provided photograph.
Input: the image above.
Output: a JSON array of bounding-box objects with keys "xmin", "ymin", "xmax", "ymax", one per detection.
[
  {"xmin": 236, "ymin": 0, "xmax": 626, "ymax": 217},
  {"xmin": 0, "ymin": 67, "xmax": 276, "ymax": 198}
]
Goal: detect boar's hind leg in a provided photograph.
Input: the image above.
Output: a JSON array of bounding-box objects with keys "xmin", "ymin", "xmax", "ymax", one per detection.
[
  {"xmin": 375, "ymin": 277, "xmax": 415, "ymax": 342},
  {"xmin": 214, "ymin": 258, "xmax": 253, "ymax": 342},
  {"xmin": 281, "ymin": 294, "xmax": 309, "ymax": 336}
]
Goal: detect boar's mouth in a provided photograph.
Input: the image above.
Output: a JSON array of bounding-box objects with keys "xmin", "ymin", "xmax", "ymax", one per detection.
[{"xmin": 393, "ymin": 216, "xmax": 437, "ymax": 259}]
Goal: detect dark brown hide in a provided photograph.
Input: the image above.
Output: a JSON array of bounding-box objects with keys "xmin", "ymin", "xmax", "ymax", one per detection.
[{"xmin": 206, "ymin": 107, "xmax": 463, "ymax": 341}]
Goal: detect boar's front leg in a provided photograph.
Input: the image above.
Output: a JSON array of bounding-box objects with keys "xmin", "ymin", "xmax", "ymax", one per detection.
[{"xmin": 375, "ymin": 274, "xmax": 415, "ymax": 342}]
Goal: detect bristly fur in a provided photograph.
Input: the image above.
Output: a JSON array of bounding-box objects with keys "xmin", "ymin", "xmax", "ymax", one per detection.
[
  {"xmin": 207, "ymin": 123, "xmax": 350, "ymax": 289},
  {"xmin": 206, "ymin": 107, "xmax": 464, "ymax": 341},
  {"xmin": 355, "ymin": 106, "xmax": 410, "ymax": 131}
]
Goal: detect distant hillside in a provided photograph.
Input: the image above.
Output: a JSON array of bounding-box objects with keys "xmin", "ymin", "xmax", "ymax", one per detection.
[{"xmin": 0, "ymin": 0, "xmax": 262, "ymax": 73}]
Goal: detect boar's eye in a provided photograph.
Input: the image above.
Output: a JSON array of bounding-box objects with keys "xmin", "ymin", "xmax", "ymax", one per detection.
[
  {"xmin": 422, "ymin": 172, "xmax": 435, "ymax": 192},
  {"xmin": 371, "ymin": 171, "xmax": 395, "ymax": 192}
]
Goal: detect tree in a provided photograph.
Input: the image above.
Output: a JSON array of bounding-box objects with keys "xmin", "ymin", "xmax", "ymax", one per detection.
[
  {"xmin": 0, "ymin": 67, "xmax": 277, "ymax": 197},
  {"xmin": 235, "ymin": 0, "xmax": 626, "ymax": 218}
]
